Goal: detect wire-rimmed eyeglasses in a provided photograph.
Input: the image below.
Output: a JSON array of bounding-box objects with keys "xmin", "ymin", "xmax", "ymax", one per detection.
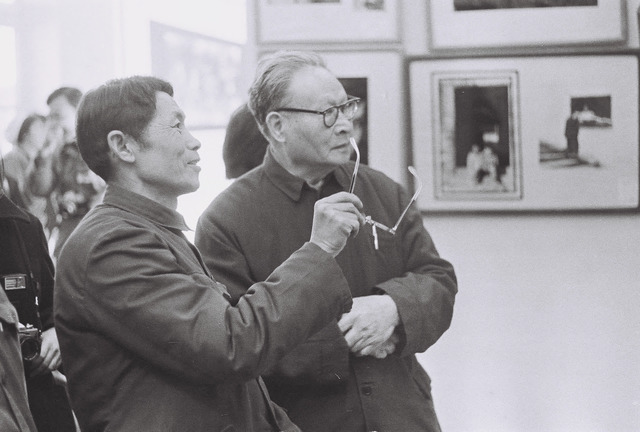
[
  {"xmin": 274, "ymin": 97, "xmax": 360, "ymax": 128},
  {"xmin": 349, "ymin": 138, "xmax": 423, "ymax": 237}
]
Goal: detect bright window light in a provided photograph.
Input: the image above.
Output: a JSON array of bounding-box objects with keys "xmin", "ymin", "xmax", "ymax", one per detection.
[
  {"xmin": 0, "ymin": 25, "xmax": 16, "ymax": 88},
  {"xmin": 0, "ymin": 24, "xmax": 16, "ymax": 154}
]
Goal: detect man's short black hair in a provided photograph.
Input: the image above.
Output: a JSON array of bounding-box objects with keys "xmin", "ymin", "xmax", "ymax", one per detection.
[{"xmin": 76, "ymin": 76, "xmax": 173, "ymax": 181}]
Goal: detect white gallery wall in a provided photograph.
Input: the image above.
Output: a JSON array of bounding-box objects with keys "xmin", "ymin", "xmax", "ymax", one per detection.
[{"xmin": 403, "ymin": 1, "xmax": 640, "ymax": 431}]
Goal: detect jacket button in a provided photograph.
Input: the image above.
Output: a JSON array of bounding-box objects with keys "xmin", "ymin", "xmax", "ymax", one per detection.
[{"xmin": 361, "ymin": 385, "xmax": 372, "ymax": 396}]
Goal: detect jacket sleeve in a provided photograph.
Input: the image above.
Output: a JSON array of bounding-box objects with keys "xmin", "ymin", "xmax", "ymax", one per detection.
[
  {"xmin": 195, "ymin": 207, "xmax": 258, "ymax": 304},
  {"xmin": 374, "ymin": 185, "xmax": 457, "ymax": 357},
  {"xmin": 58, "ymin": 223, "xmax": 351, "ymax": 386},
  {"xmin": 195, "ymin": 200, "xmax": 352, "ymax": 386}
]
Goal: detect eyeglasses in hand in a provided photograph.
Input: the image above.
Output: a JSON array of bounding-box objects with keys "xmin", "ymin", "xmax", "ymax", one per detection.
[
  {"xmin": 349, "ymin": 138, "xmax": 423, "ymax": 236},
  {"xmin": 275, "ymin": 97, "xmax": 360, "ymax": 128}
]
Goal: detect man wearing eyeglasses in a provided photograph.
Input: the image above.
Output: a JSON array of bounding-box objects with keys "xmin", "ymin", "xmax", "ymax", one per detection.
[{"xmin": 195, "ymin": 50, "xmax": 457, "ymax": 432}]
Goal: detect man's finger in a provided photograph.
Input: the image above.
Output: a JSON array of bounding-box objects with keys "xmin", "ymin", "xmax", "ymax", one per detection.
[{"xmin": 337, "ymin": 313, "xmax": 354, "ymax": 333}]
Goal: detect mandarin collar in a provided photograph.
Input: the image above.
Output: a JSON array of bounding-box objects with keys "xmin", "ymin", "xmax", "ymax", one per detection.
[
  {"xmin": 0, "ymin": 193, "xmax": 30, "ymax": 223},
  {"xmin": 263, "ymin": 146, "xmax": 354, "ymax": 201},
  {"xmin": 102, "ymin": 185, "xmax": 191, "ymax": 232}
]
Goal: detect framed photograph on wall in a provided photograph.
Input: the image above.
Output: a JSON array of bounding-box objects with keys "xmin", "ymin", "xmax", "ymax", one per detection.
[
  {"xmin": 428, "ymin": 0, "xmax": 626, "ymax": 54},
  {"xmin": 150, "ymin": 21, "xmax": 244, "ymax": 129},
  {"xmin": 570, "ymin": 96, "xmax": 612, "ymax": 128},
  {"xmin": 256, "ymin": 0, "xmax": 400, "ymax": 44},
  {"xmin": 429, "ymin": 69, "xmax": 523, "ymax": 202},
  {"xmin": 320, "ymin": 51, "xmax": 405, "ymax": 184},
  {"xmin": 409, "ymin": 53, "xmax": 640, "ymax": 212}
]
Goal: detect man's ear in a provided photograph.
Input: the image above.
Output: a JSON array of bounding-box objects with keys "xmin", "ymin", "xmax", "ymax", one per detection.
[
  {"xmin": 107, "ymin": 130, "xmax": 136, "ymax": 163},
  {"xmin": 265, "ymin": 112, "xmax": 286, "ymax": 143}
]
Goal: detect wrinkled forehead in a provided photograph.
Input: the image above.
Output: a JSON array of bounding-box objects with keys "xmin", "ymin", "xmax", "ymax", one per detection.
[
  {"xmin": 282, "ymin": 66, "xmax": 347, "ymax": 108},
  {"xmin": 151, "ymin": 91, "xmax": 185, "ymax": 122}
]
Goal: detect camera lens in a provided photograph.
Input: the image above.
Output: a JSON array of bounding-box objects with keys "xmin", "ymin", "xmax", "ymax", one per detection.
[{"xmin": 21, "ymin": 337, "xmax": 40, "ymax": 362}]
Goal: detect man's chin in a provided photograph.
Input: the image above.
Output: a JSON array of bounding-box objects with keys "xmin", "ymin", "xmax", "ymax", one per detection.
[
  {"xmin": 183, "ymin": 181, "xmax": 200, "ymax": 195},
  {"xmin": 330, "ymin": 149, "xmax": 352, "ymax": 165}
]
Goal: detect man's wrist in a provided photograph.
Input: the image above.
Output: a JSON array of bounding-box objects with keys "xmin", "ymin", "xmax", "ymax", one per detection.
[{"xmin": 380, "ymin": 294, "xmax": 400, "ymax": 327}]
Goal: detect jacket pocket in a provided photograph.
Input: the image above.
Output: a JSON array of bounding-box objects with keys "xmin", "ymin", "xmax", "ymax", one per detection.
[{"xmin": 264, "ymin": 322, "xmax": 350, "ymax": 386}]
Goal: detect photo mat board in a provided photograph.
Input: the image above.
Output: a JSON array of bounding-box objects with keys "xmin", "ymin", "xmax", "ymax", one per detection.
[
  {"xmin": 256, "ymin": 0, "xmax": 400, "ymax": 44},
  {"xmin": 428, "ymin": 0, "xmax": 626, "ymax": 53},
  {"xmin": 409, "ymin": 53, "xmax": 639, "ymax": 212},
  {"xmin": 430, "ymin": 70, "xmax": 523, "ymax": 202}
]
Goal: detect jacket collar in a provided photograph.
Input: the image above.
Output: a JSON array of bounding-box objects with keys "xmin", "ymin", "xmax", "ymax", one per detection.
[
  {"xmin": 0, "ymin": 193, "xmax": 31, "ymax": 223},
  {"xmin": 262, "ymin": 146, "xmax": 354, "ymax": 202},
  {"xmin": 101, "ymin": 185, "xmax": 191, "ymax": 232}
]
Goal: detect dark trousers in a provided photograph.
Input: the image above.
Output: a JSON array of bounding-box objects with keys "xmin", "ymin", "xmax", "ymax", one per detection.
[{"xmin": 27, "ymin": 372, "xmax": 76, "ymax": 432}]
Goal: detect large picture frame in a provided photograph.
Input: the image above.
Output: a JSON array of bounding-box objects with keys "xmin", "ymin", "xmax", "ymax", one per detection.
[
  {"xmin": 428, "ymin": 0, "xmax": 626, "ymax": 54},
  {"xmin": 150, "ymin": 21, "xmax": 244, "ymax": 129},
  {"xmin": 255, "ymin": 0, "xmax": 400, "ymax": 44},
  {"xmin": 321, "ymin": 51, "xmax": 405, "ymax": 184},
  {"xmin": 409, "ymin": 53, "xmax": 639, "ymax": 212}
]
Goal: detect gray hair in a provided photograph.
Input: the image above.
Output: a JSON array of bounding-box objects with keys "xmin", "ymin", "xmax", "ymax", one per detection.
[{"xmin": 248, "ymin": 50, "xmax": 327, "ymax": 137}]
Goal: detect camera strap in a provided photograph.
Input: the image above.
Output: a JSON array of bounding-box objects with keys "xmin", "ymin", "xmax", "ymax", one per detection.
[{"xmin": 11, "ymin": 219, "xmax": 44, "ymax": 332}]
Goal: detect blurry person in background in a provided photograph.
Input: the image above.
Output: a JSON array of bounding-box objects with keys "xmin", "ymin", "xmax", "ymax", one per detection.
[
  {"xmin": 0, "ymin": 171, "xmax": 76, "ymax": 432},
  {"xmin": 27, "ymin": 87, "xmax": 105, "ymax": 260},
  {"xmin": 196, "ymin": 50, "xmax": 457, "ymax": 432},
  {"xmin": 4, "ymin": 114, "xmax": 56, "ymax": 237},
  {"xmin": 222, "ymin": 103, "xmax": 269, "ymax": 179}
]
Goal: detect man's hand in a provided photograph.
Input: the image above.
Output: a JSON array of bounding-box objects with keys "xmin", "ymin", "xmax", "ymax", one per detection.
[
  {"xmin": 365, "ymin": 333, "xmax": 399, "ymax": 359},
  {"xmin": 310, "ymin": 192, "xmax": 364, "ymax": 257},
  {"xmin": 40, "ymin": 327, "xmax": 62, "ymax": 371},
  {"xmin": 28, "ymin": 327, "xmax": 62, "ymax": 377},
  {"xmin": 338, "ymin": 294, "xmax": 400, "ymax": 357}
]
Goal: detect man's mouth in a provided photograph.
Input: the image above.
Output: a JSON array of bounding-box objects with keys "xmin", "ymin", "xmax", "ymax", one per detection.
[{"xmin": 187, "ymin": 159, "xmax": 201, "ymax": 171}]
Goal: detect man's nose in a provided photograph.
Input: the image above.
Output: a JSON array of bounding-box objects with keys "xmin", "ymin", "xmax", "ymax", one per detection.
[
  {"xmin": 186, "ymin": 131, "xmax": 201, "ymax": 150},
  {"xmin": 334, "ymin": 111, "xmax": 354, "ymax": 133}
]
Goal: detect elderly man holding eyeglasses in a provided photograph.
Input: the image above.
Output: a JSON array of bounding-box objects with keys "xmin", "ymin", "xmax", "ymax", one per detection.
[{"xmin": 195, "ymin": 50, "xmax": 457, "ymax": 432}]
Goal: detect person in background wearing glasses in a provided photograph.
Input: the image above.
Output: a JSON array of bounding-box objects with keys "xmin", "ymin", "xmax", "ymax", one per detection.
[{"xmin": 195, "ymin": 50, "xmax": 458, "ymax": 432}]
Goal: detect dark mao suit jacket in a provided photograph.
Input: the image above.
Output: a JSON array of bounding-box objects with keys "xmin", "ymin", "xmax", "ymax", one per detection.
[{"xmin": 54, "ymin": 185, "xmax": 353, "ymax": 432}]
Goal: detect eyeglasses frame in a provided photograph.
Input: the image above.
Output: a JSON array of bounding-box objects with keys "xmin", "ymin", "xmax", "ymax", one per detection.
[
  {"xmin": 349, "ymin": 137, "xmax": 423, "ymax": 236},
  {"xmin": 274, "ymin": 97, "xmax": 361, "ymax": 128}
]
